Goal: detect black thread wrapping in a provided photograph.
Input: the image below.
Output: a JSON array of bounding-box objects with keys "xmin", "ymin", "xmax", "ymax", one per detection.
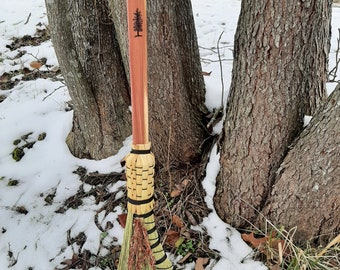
[
  {"xmin": 155, "ymin": 254, "xmax": 168, "ymax": 265},
  {"xmin": 134, "ymin": 210, "xmax": 154, "ymax": 219},
  {"xmin": 130, "ymin": 149, "xmax": 151, "ymax": 154},
  {"xmin": 150, "ymin": 237, "xmax": 161, "ymax": 249},
  {"xmin": 128, "ymin": 195, "xmax": 154, "ymax": 206},
  {"xmin": 147, "ymin": 226, "xmax": 157, "ymax": 235}
]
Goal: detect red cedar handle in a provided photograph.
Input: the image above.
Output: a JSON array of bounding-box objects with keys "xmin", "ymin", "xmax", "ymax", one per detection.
[{"xmin": 127, "ymin": 0, "xmax": 148, "ymax": 145}]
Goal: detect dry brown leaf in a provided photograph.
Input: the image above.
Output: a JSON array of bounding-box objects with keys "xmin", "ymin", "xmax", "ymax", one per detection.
[
  {"xmin": 242, "ymin": 232, "xmax": 269, "ymax": 252},
  {"xmin": 242, "ymin": 232, "xmax": 287, "ymax": 256},
  {"xmin": 60, "ymin": 259, "xmax": 73, "ymax": 266},
  {"xmin": 181, "ymin": 178, "xmax": 190, "ymax": 187},
  {"xmin": 22, "ymin": 67, "xmax": 31, "ymax": 75},
  {"xmin": 195, "ymin": 257, "xmax": 209, "ymax": 270},
  {"xmin": 0, "ymin": 73, "xmax": 10, "ymax": 83},
  {"xmin": 170, "ymin": 189, "xmax": 181, "ymax": 198},
  {"xmin": 172, "ymin": 214, "xmax": 184, "ymax": 229},
  {"xmin": 165, "ymin": 230, "xmax": 181, "ymax": 247},
  {"xmin": 30, "ymin": 61, "xmax": 43, "ymax": 69},
  {"xmin": 202, "ymin": 71, "xmax": 212, "ymax": 76},
  {"xmin": 181, "ymin": 230, "xmax": 191, "ymax": 239},
  {"xmin": 117, "ymin": 213, "xmax": 127, "ymax": 228},
  {"xmin": 185, "ymin": 210, "xmax": 198, "ymax": 226},
  {"xmin": 60, "ymin": 254, "xmax": 80, "ymax": 267},
  {"xmin": 170, "ymin": 179, "xmax": 190, "ymax": 198}
]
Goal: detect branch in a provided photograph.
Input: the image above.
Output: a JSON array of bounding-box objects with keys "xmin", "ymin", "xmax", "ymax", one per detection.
[{"xmin": 328, "ymin": 28, "xmax": 340, "ymax": 82}]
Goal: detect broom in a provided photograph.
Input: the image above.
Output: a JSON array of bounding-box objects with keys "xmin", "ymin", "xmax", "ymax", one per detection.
[{"xmin": 118, "ymin": 0, "xmax": 173, "ymax": 269}]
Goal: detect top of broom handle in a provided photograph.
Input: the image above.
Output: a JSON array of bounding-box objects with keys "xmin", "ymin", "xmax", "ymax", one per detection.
[{"xmin": 127, "ymin": 0, "xmax": 149, "ymax": 145}]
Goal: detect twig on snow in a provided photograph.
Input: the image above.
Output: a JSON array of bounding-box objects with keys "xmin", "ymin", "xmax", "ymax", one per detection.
[{"xmin": 24, "ymin": 13, "xmax": 31, "ymax": 25}]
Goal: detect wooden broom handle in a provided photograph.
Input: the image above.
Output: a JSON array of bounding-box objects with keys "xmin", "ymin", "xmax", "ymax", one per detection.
[{"xmin": 127, "ymin": 0, "xmax": 148, "ymax": 145}]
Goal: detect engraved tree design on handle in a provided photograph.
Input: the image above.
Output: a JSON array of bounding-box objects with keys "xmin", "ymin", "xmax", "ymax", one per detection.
[{"xmin": 133, "ymin": 8, "xmax": 143, "ymax": 37}]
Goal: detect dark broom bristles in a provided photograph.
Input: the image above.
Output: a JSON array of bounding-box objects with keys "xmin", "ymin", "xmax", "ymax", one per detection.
[{"xmin": 128, "ymin": 218, "xmax": 155, "ymax": 270}]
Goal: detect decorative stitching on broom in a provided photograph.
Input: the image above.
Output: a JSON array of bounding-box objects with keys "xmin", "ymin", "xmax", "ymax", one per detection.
[
  {"xmin": 126, "ymin": 143, "xmax": 154, "ymax": 215},
  {"xmin": 118, "ymin": 0, "xmax": 173, "ymax": 269},
  {"xmin": 120, "ymin": 143, "xmax": 173, "ymax": 270}
]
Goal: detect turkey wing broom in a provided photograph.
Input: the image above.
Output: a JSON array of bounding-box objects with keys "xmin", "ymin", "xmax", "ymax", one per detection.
[{"xmin": 118, "ymin": 0, "xmax": 173, "ymax": 269}]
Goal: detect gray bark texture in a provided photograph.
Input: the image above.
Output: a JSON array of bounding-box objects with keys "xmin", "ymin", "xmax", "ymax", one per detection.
[
  {"xmin": 46, "ymin": 0, "xmax": 131, "ymax": 160},
  {"xmin": 106, "ymin": 0, "xmax": 130, "ymax": 81},
  {"xmin": 147, "ymin": 1, "xmax": 208, "ymax": 166},
  {"xmin": 214, "ymin": 0, "xmax": 332, "ymax": 230},
  {"xmin": 261, "ymin": 85, "xmax": 339, "ymax": 244}
]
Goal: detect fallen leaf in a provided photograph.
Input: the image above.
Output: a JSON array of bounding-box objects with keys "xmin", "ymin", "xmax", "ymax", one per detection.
[
  {"xmin": 22, "ymin": 67, "xmax": 31, "ymax": 74},
  {"xmin": 15, "ymin": 206, "xmax": 28, "ymax": 215},
  {"xmin": 61, "ymin": 254, "xmax": 79, "ymax": 266},
  {"xmin": 181, "ymin": 230, "xmax": 191, "ymax": 239},
  {"xmin": 175, "ymin": 236, "xmax": 185, "ymax": 248},
  {"xmin": 0, "ymin": 73, "xmax": 10, "ymax": 83},
  {"xmin": 172, "ymin": 215, "xmax": 184, "ymax": 229},
  {"xmin": 60, "ymin": 259, "xmax": 74, "ymax": 266},
  {"xmin": 181, "ymin": 178, "xmax": 190, "ymax": 187},
  {"xmin": 202, "ymin": 71, "xmax": 212, "ymax": 76},
  {"xmin": 195, "ymin": 257, "xmax": 209, "ymax": 270},
  {"xmin": 165, "ymin": 230, "xmax": 181, "ymax": 247},
  {"xmin": 30, "ymin": 61, "xmax": 43, "ymax": 69},
  {"xmin": 117, "ymin": 213, "xmax": 127, "ymax": 228},
  {"xmin": 105, "ymin": 221, "xmax": 114, "ymax": 230},
  {"xmin": 170, "ymin": 189, "xmax": 181, "ymax": 198},
  {"xmin": 185, "ymin": 210, "xmax": 198, "ymax": 226},
  {"xmin": 170, "ymin": 179, "xmax": 190, "ymax": 197},
  {"xmin": 242, "ymin": 232, "xmax": 269, "ymax": 254},
  {"xmin": 242, "ymin": 231, "xmax": 288, "ymax": 257}
]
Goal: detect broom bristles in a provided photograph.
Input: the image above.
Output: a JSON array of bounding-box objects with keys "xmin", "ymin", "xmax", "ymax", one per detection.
[
  {"xmin": 118, "ymin": 211, "xmax": 134, "ymax": 270},
  {"xmin": 128, "ymin": 218, "xmax": 155, "ymax": 270}
]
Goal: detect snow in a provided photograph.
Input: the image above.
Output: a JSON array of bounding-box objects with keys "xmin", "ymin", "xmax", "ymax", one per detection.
[
  {"xmin": 0, "ymin": 0, "xmax": 339, "ymax": 270},
  {"xmin": 193, "ymin": 0, "xmax": 240, "ymax": 110},
  {"xmin": 197, "ymin": 145, "xmax": 266, "ymax": 270}
]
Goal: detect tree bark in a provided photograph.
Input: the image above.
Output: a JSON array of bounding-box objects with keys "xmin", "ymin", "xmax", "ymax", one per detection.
[
  {"xmin": 46, "ymin": 0, "xmax": 131, "ymax": 160},
  {"xmin": 260, "ymin": 85, "xmax": 339, "ymax": 244},
  {"xmin": 147, "ymin": 1, "xmax": 208, "ymax": 167},
  {"xmin": 214, "ymin": 0, "xmax": 332, "ymax": 228},
  {"xmin": 47, "ymin": 0, "xmax": 208, "ymax": 182},
  {"xmin": 298, "ymin": 0, "xmax": 330, "ymax": 115},
  {"xmin": 106, "ymin": 0, "xmax": 130, "ymax": 80}
]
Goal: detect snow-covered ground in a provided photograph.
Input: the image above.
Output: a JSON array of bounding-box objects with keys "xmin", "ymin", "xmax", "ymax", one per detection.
[{"xmin": 0, "ymin": 1, "xmax": 339, "ymax": 269}]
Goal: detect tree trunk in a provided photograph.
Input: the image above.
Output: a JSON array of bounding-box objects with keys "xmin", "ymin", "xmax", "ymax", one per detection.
[
  {"xmin": 47, "ymin": 0, "xmax": 208, "ymax": 165},
  {"xmin": 106, "ymin": 0, "xmax": 130, "ymax": 81},
  {"xmin": 147, "ymin": 1, "xmax": 208, "ymax": 167},
  {"xmin": 260, "ymin": 85, "xmax": 339, "ymax": 244},
  {"xmin": 214, "ymin": 0, "xmax": 332, "ymax": 228},
  {"xmin": 46, "ymin": 0, "xmax": 131, "ymax": 160}
]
